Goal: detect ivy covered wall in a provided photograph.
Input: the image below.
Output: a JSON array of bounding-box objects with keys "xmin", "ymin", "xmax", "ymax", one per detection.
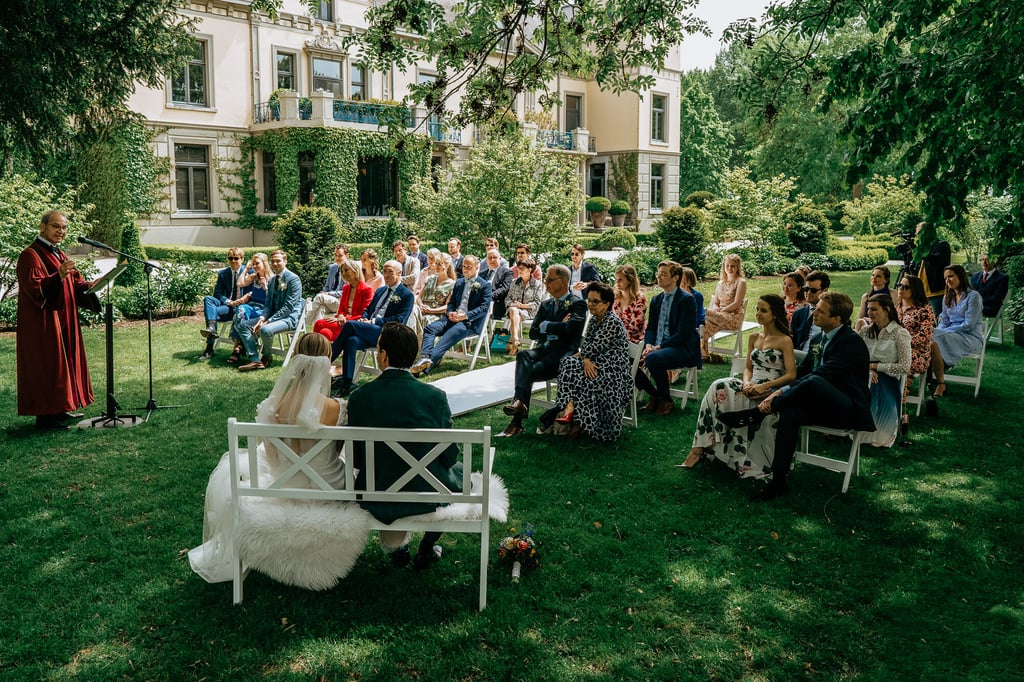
[{"xmin": 218, "ymin": 127, "xmax": 431, "ymax": 233}]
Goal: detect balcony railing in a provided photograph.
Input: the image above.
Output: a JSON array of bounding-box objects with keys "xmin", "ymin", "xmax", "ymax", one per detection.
[
  {"xmin": 254, "ymin": 102, "xmax": 280, "ymax": 124},
  {"xmin": 299, "ymin": 100, "xmax": 312, "ymax": 120},
  {"xmin": 426, "ymin": 121, "xmax": 462, "ymax": 144},
  {"xmin": 333, "ymin": 100, "xmax": 412, "ymax": 126},
  {"xmin": 537, "ymin": 129, "xmax": 575, "ymax": 151}
]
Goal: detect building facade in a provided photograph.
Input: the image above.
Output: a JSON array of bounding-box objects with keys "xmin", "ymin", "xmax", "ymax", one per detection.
[{"xmin": 127, "ymin": 0, "xmax": 682, "ymax": 246}]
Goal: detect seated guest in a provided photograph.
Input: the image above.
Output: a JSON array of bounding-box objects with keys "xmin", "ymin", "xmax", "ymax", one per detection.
[
  {"xmin": 479, "ymin": 248, "xmax": 513, "ymax": 320},
  {"xmin": 483, "ymin": 237, "xmax": 508, "ymax": 268},
  {"xmin": 361, "ymin": 248, "xmax": 385, "ymax": 291},
  {"xmin": 312, "ymin": 259, "xmax": 374, "ymax": 342},
  {"xmin": 237, "ymin": 250, "xmax": 303, "ymax": 371},
  {"xmin": 682, "ymin": 294, "xmax": 797, "ymax": 475},
  {"xmin": 392, "ymin": 239, "xmax": 421, "ymax": 289},
  {"xmin": 348, "ymin": 322, "xmax": 463, "ymax": 570},
  {"xmin": 408, "ymin": 252, "xmax": 456, "ymax": 341},
  {"xmin": 407, "ymin": 234, "xmax": 428, "ymax": 269},
  {"xmin": 791, "ymin": 271, "xmax": 829, "ymax": 353},
  {"xmin": 635, "ymin": 260, "xmax": 700, "ymax": 416},
  {"xmin": 612, "ymin": 264, "xmax": 647, "ymax": 345},
  {"xmin": 568, "ymin": 243, "xmax": 602, "ymax": 291},
  {"xmin": 498, "ymin": 265, "xmax": 587, "ymax": 437},
  {"xmin": 930, "ymin": 265, "xmax": 984, "ymax": 398},
  {"xmin": 200, "ymin": 246, "xmax": 245, "ymax": 358},
  {"xmin": 411, "ymin": 255, "xmax": 492, "ymax": 376},
  {"xmin": 227, "ymin": 252, "xmax": 270, "ymax": 364},
  {"xmin": 721, "ymin": 292, "xmax": 874, "ymax": 501},
  {"xmin": 858, "ymin": 294, "xmax": 912, "ymax": 447},
  {"xmin": 781, "ymin": 271, "xmax": 807, "ymax": 323},
  {"xmin": 329, "ymin": 260, "xmax": 415, "ymax": 397},
  {"xmin": 549, "ymin": 282, "xmax": 632, "ymax": 441},
  {"xmin": 413, "ymin": 248, "xmax": 440, "ymax": 294},
  {"xmin": 970, "ymin": 253, "xmax": 1009, "ymax": 318},
  {"xmin": 856, "ymin": 266, "xmax": 892, "ymax": 329},
  {"xmin": 895, "ymin": 274, "xmax": 935, "ymax": 427},
  {"xmin": 701, "ymin": 253, "xmax": 747, "ymax": 360},
  {"xmin": 681, "ymin": 267, "xmax": 705, "ymax": 329},
  {"xmin": 306, "ymin": 243, "xmax": 350, "ymax": 325},
  {"xmin": 504, "ymin": 256, "xmax": 548, "ymax": 354},
  {"xmin": 513, "ymin": 243, "xmax": 543, "ymax": 280},
  {"xmin": 447, "ymin": 237, "xmax": 465, "ymax": 278}
]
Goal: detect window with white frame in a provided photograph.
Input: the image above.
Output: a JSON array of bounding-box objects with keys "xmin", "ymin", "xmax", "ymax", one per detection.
[
  {"xmin": 312, "ymin": 56, "xmax": 343, "ymax": 98},
  {"xmin": 316, "ymin": 1, "xmax": 333, "ymax": 21},
  {"xmin": 651, "ymin": 94, "xmax": 666, "ymax": 143},
  {"xmin": 650, "ymin": 163, "xmax": 664, "ymax": 210},
  {"xmin": 351, "ymin": 64, "xmax": 366, "ymax": 100},
  {"xmin": 171, "ymin": 39, "xmax": 209, "ymax": 106},
  {"xmin": 565, "ymin": 94, "xmax": 582, "ymax": 131},
  {"xmin": 276, "ymin": 52, "xmax": 296, "ymax": 91},
  {"xmin": 175, "ymin": 144, "xmax": 211, "ymax": 212}
]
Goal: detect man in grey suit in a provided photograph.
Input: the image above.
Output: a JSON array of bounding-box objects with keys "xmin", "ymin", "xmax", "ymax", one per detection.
[{"xmin": 237, "ymin": 249, "xmax": 303, "ymax": 371}]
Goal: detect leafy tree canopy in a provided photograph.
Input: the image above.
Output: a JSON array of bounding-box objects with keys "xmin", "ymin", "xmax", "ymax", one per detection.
[
  {"xmin": 351, "ymin": 0, "xmax": 708, "ymax": 128},
  {"xmin": 726, "ymin": 0, "xmax": 1024, "ymax": 245}
]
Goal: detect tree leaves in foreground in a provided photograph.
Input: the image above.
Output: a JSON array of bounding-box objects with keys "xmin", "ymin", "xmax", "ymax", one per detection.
[
  {"xmin": 729, "ymin": 0, "xmax": 1024, "ymax": 243},
  {"xmin": 351, "ymin": 0, "xmax": 708, "ymax": 129}
]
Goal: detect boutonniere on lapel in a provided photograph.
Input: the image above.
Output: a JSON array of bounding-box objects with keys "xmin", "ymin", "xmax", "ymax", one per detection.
[
  {"xmin": 389, "ymin": 293, "xmax": 401, "ymax": 304},
  {"xmin": 560, "ymin": 299, "xmax": 572, "ymax": 311},
  {"xmin": 277, "ymin": 280, "xmax": 288, "ymax": 291},
  {"xmin": 470, "ymin": 280, "xmax": 482, "ymax": 291},
  {"xmin": 811, "ymin": 344, "xmax": 822, "ymax": 361}
]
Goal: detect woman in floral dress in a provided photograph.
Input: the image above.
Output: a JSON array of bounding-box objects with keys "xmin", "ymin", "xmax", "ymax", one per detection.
[
  {"xmin": 552, "ymin": 282, "xmax": 632, "ymax": 441},
  {"xmin": 895, "ymin": 274, "xmax": 935, "ymax": 431},
  {"xmin": 701, "ymin": 253, "xmax": 747, "ymax": 359},
  {"xmin": 682, "ymin": 294, "xmax": 797, "ymax": 477},
  {"xmin": 612, "ymin": 264, "xmax": 647, "ymax": 344},
  {"xmin": 781, "ymin": 271, "xmax": 808, "ymax": 323}
]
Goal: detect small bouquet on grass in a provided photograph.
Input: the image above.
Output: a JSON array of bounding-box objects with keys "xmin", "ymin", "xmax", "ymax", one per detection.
[{"xmin": 496, "ymin": 523, "xmax": 540, "ymax": 583}]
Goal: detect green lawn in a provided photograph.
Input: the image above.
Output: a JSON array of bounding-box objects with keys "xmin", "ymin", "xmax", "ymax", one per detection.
[{"xmin": 2, "ymin": 272, "xmax": 1022, "ymax": 681}]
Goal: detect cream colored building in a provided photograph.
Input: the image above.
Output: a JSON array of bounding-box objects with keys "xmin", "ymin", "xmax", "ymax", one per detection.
[{"xmin": 127, "ymin": 0, "xmax": 681, "ymax": 246}]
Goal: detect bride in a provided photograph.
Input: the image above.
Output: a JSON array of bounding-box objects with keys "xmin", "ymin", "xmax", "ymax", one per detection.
[{"xmin": 188, "ymin": 333, "xmax": 371, "ymax": 589}]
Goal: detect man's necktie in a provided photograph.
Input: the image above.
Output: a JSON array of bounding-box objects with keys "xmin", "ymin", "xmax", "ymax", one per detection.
[
  {"xmin": 372, "ymin": 288, "xmax": 392, "ymax": 318},
  {"xmin": 230, "ymin": 271, "xmax": 238, "ymax": 301}
]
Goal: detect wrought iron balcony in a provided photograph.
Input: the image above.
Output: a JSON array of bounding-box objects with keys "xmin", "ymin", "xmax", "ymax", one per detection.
[{"xmin": 537, "ymin": 129, "xmax": 575, "ymax": 150}]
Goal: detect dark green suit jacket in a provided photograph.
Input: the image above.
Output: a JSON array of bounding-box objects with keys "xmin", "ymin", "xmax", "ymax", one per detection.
[{"xmin": 346, "ymin": 369, "xmax": 463, "ymax": 523}]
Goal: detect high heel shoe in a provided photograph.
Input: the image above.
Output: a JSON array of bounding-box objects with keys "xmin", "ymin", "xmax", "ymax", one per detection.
[
  {"xmin": 555, "ymin": 409, "xmax": 574, "ymax": 424},
  {"xmin": 932, "ymin": 381, "xmax": 947, "ymax": 398},
  {"xmin": 506, "ymin": 341, "xmax": 519, "ymax": 355},
  {"xmin": 680, "ymin": 448, "xmax": 706, "ymax": 469}
]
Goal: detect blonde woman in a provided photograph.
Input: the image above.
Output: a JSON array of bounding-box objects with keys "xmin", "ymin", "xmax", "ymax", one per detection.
[
  {"xmin": 701, "ymin": 253, "xmax": 747, "ymax": 360},
  {"xmin": 361, "ymin": 248, "xmax": 385, "ymax": 291},
  {"xmin": 611, "ymin": 264, "xmax": 647, "ymax": 345}
]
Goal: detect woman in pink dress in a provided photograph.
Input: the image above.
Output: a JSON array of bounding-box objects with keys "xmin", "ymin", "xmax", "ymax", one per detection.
[{"xmin": 701, "ymin": 253, "xmax": 747, "ymax": 359}]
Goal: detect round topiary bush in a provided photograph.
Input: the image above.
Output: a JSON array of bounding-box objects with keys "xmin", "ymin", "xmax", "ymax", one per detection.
[
  {"xmin": 788, "ymin": 205, "xmax": 830, "ymax": 254},
  {"xmin": 684, "ymin": 191, "xmax": 715, "ymax": 209},
  {"xmin": 609, "ymin": 200, "xmax": 630, "ymax": 216},
  {"xmin": 654, "ymin": 206, "xmax": 712, "ymax": 278},
  {"xmin": 274, "ymin": 206, "xmax": 347, "ymax": 294},
  {"xmin": 594, "ymin": 227, "xmax": 637, "ymax": 250},
  {"xmin": 585, "ymin": 196, "xmax": 611, "ymax": 212}
]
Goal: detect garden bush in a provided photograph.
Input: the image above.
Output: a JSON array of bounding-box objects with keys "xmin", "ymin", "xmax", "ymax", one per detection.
[
  {"xmin": 615, "ymin": 246, "xmax": 668, "ymax": 284},
  {"xmin": 0, "ymin": 297, "xmax": 16, "ymax": 329},
  {"xmin": 683, "ymin": 191, "xmax": 715, "ymax": 209},
  {"xmin": 585, "ymin": 196, "xmax": 611, "ymax": 212},
  {"xmin": 788, "ymin": 206, "xmax": 830, "ymax": 254},
  {"xmin": 654, "ymin": 206, "xmax": 712, "ymax": 278},
  {"xmin": 274, "ymin": 206, "xmax": 347, "ymax": 294},
  {"xmin": 144, "ymin": 244, "xmax": 235, "ymax": 264},
  {"xmin": 827, "ymin": 244, "xmax": 890, "ymax": 271},
  {"xmin": 110, "ymin": 262, "xmax": 212, "ymax": 319},
  {"xmin": 347, "ymin": 218, "xmax": 389, "ymax": 244},
  {"xmin": 117, "ymin": 213, "xmax": 148, "ymax": 287},
  {"xmin": 608, "ymin": 200, "xmax": 630, "ymax": 216},
  {"xmin": 593, "ymin": 227, "xmax": 636, "ymax": 250}
]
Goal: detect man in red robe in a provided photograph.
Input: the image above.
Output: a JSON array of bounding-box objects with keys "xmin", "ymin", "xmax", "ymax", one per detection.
[{"xmin": 16, "ymin": 210, "xmax": 99, "ymax": 430}]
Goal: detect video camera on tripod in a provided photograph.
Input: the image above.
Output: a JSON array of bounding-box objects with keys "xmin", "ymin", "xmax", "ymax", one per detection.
[{"xmin": 893, "ymin": 230, "xmax": 916, "ymax": 282}]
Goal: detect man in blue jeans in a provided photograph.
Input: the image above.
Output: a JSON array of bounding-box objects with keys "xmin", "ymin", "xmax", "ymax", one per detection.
[
  {"xmin": 236, "ymin": 250, "xmax": 303, "ymax": 371},
  {"xmin": 200, "ymin": 247, "xmax": 245, "ymax": 358}
]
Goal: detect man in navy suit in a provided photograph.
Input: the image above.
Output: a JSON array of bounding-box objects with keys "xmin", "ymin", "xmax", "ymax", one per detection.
[
  {"xmin": 635, "ymin": 260, "xmax": 700, "ymax": 416},
  {"xmin": 568, "ymin": 243, "xmax": 602, "ymax": 292},
  {"xmin": 411, "ymin": 255, "xmax": 492, "ymax": 376},
  {"xmin": 407, "ymin": 234, "xmax": 428, "ymax": 269},
  {"xmin": 478, "ymin": 248, "xmax": 513, "ymax": 319},
  {"xmin": 237, "ymin": 250, "xmax": 303, "ymax": 371},
  {"xmin": 499, "ymin": 264, "xmax": 588, "ymax": 437},
  {"xmin": 200, "ymin": 246, "xmax": 245, "ymax": 358},
  {"xmin": 791, "ymin": 270, "xmax": 830, "ymax": 352},
  {"xmin": 970, "ymin": 254, "xmax": 1009, "ymax": 318},
  {"xmin": 448, "ymin": 237, "xmax": 465, "ymax": 278},
  {"xmin": 737, "ymin": 292, "xmax": 874, "ymax": 501},
  {"xmin": 306, "ymin": 243, "xmax": 349, "ymax": 325},
  {"xmin": 330, "ymin": 260, "xmax": 415, "ymax": 396}
]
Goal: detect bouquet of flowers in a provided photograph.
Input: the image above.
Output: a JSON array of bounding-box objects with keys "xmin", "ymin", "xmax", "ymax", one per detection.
[{"xmin": 496, "ymin": 523, "xmax": 540, "ymax": 583}]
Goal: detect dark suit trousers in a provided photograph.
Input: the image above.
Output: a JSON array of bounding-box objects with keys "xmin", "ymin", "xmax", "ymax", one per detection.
[
  {"xmin": 772, "ymin": 375, "xmax": 866, "ymax": 483},
  {"xmin": 635, "ymin": 346, "xmax": 694, "ymax": 400},
  {"xmin": 332, "ymin": 320, "xmax": 383, "ymax": 380},
  {"xmin": 513, "ymin": 347, "xmax": 559, "ymax": 409}
]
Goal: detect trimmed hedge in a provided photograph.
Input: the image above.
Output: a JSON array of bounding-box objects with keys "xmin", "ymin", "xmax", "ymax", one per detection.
[{"xmin": 827, "ymin": 243, "xmax": 890, "ymax": 271}]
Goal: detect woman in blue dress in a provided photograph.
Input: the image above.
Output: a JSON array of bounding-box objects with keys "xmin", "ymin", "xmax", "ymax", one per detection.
[
  {"xmin": 227, "ymin": 252, "xmax": 270, "ymax": 364},
  {"xmin": 930, "ymin": 265, "xmax": 984, "ymax": 397}
]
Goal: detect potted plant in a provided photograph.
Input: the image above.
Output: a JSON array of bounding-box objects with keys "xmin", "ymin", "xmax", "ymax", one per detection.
[
  {"xmin": 585, "ymin": 196, "xmax": 611, "ymax": 229},
  {"xmin": 1004, "ymin": 289, "xmax": 1024, "ymax": 346},
  {"xmin": 609, "ymin": 199, "xmax": 630, "ymax": 227}
]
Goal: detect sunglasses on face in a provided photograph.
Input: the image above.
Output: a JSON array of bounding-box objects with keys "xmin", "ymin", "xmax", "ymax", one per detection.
[
  {"xmin": 802, "ymin": 286, "xmax": 821, "ymax": 293},
  {"xmin": 895, "ymin": 284, "xmax": 910, "ymax": 290},
  {"xmin": 228, "ymin": 257, "xmax": 243, "ymax": 261}
]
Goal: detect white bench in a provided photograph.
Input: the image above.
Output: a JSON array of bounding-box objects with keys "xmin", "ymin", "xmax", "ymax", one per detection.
[{"xmin": 226, "ymin": 419, "xmax": 500, "ymax": 610}]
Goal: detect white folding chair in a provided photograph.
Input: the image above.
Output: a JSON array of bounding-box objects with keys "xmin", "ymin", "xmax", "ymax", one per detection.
[
  {"xmin": 943, "ymin": 327, "xmax": 989, "ymax": 398},
  {"xmin": 620, "ymin": 340, "xmax": 647, "ymax": 429},
  {"xmin": 445, "ymin": 306, "xmax": 493, "ymax": 370},
  {"xmin": 708, "ymin": 300, "xmax": 753, "ymax": 358},
  {"xmin": 271, "ymin": 300, "xmax": 307, "ymax": 367},
  {"xmin": 984, "ymin": 312, "xmax": 1004, "ymax": 345}
]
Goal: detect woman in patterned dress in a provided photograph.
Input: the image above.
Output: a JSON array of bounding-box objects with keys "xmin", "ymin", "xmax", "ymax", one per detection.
[
  {"xmin": 505, "ymin": 257, "xmax": 547, "ymax": 353},
  {"xmin": 781, "ymin": 271, "xmax": 808, "ymax": 323},
  {"xmin": 408, "ymin": 252, "xmax": 456, "ymax": 341},
  {"xmin": 682, "ymin": 294, "xmax": 797, "ymax": 476},
  {"xmin": 895, "ymin": 274, "xmax": 935, "ymax": 432},
  {"xmin": 701, "ymin": 253, "xmax": 747, "ymax": 359},
  {"xmin": 858, "ymin": 293, "xmax": 912, "ymax": 447},
  {"xmin": 551, "ymin": 282, "xmax": 633, "ymax": 441},
  {"xmin": 612, "ymin": 264, "xmax": 647, "ymax": 345}
]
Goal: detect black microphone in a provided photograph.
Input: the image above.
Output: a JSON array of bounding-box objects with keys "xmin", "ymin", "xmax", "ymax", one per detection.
[{"xmin": 78, "ymin": 235, "xmax": 115, "ymax": 251}]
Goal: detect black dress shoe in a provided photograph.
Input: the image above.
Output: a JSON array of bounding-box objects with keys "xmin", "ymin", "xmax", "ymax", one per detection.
[
  {"xmin": 413, "ymin": 546, "xmax": 442, "ymax": 571},
  {"xmin": 751, "ymin": 481, "xmax": 789, "ymax": 503},
  {"xmin": 496, "ymin": 422, "xmax": 524, "ymax": 438},
  {"xmin": 718, "ymin": 407, "xmax": 767, "ymax": 429},
  {"xmin": 35, "ymin": 416, "xmax": 70, "ymax": 431},
  {"xmin": 502, "ymin": 399, "xmax": 528, "ymax": 418},
  {"xmin": 390, "ymin": 545, "xmax": 411, "ymax": 568}
]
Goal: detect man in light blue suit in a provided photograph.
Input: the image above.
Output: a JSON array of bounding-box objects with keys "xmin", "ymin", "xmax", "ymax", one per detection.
[
  {"xmin": 411, "ymin": 255, "xmax": 492, "ymax": 376},
  {"xmin": 237, "ymin": 250, "xmax": 303, "ymax": 371},
  {"xmin": 330, "ymin": 260, "xmax": 415, "ymax": 396}
]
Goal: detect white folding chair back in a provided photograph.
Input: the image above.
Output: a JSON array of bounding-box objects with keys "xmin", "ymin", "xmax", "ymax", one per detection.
[
  {"xmin": 446, "ymin": 305, "xmax": 493, "ymax": 370},
  {"xmin": 621, "ymin": 340, "xmax": 647, "ymax": 429},
  {"xmin": 985, "ymin": 312, "xmax": 1004, "ymax": 345},
  {"xmin": 943, "ymin": 328, "xmax": 989, "ymax": 398},
  {"xmin": 708, "ymin": 299, "xmax": 754, "ymax": 357}
]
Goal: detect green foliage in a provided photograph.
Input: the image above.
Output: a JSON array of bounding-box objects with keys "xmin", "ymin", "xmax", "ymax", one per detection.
[
  {"xmin": 609, "ymin": 153, "xmax": 639, "ymax": 215},
  {"xmin": 404, "ymin": 133, "xmax": 583, "ymax": 256},
  {"xmin": 274, "ymin": 206, "xmax": 346, "ymax": 294},
  {"xmin": 1004, "ymin": 254, "xmax": 1024, "ymax": 292},
  {"xmin": 654, "ymin": 206, "xmax": 712, "ymax": 278},
  {"xmin": 143, "ymin": 244, "xmax": 235, "ymax": 265},
  {"xmin": 1003, "ymin": 290, "xmax": 1024, "ymax": 324},
  {"xmin": 117, "ymin": 214, "xmax": 148, "ymax": 288},
  {"xmin": 593, "ymin": 227, "xmax": 636, "ymax": 250},
  {"xmin": 110, "ymin": 262, "xmax": 211, "ymax": 318},
  {"xmin": 608, "ymin": 200, "xmax": 630, "ymax": 216},
  {"xmin": 546, "ymin": 253, "xmax": 616, "ymax": 286},
  {"xmin": 826, "ymin": 242, "xmax": 890, "ymax": 271},
  {"xmin": 0, "ymin": 297, "xmax": 16, "ymax": 328},
  {"xmin": 841, "ymin": 175, "xmax": 924, "ymax": 236},
  {"xmin": 585, "ymin": 196, "xmax": 611, "ymax": 212},
  {"xmin": 962, "ymin": 193, "xmax": 1014, "ymax": 265},
  {"xmin": 683, "ymin": 191, "xmax": 715, "ymax": 209},
  {"xmin": 354, "ymin": 0, "xmax": 707, "ymax": 130},
  {"xmin": 677, "ymin": 72, "xmax": 733, "ymax": 197},
  {"xmin": 0, "ymin": 174, "xmax": 95, "ymax": 301},
  {"xmin": 788, "ymin": 205, "xmax": 830, "ymax": 254},
  {"xmin": 378, "ymin": 213, "xmax": 407, "ymax": 253},
  {"xmin": 77, "ymin": 122, "xmax": 166, "ymax": 249},
  {"xmin": 615, "ymin": 246, "xmax": 668, "ymax": 284}
]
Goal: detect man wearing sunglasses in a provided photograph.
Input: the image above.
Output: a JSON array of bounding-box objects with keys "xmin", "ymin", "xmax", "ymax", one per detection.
[
  {"xmin": 792, "ymin": 271, "xmax": 830, "ymax": 352},
  {"xmin": 200, "ymin": 247, "xmax": 246, "ymax": 358}
]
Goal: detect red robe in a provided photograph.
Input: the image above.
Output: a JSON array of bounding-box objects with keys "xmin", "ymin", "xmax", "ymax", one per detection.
[{"xmin": 16, "ymin": 239, "xmax": 95, "ymax": 416}]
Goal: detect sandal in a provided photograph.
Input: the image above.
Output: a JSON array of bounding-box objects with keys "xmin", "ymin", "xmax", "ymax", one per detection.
[
  {"xmin": 226, "ymin": 346, "xmax": 242, "ymax": 364},
  {"xmin": 932, "ymin": 381, "xmax": 947, "ymax": 398},
  {"xmin": 555, "ymin": 409, "xmax": 574, "ymax": 424}
]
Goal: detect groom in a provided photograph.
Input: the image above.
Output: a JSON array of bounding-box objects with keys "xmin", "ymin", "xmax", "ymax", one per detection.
[{"xmin": 346, "ymin": 322, "xmax": 463, "ymax": 569}]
